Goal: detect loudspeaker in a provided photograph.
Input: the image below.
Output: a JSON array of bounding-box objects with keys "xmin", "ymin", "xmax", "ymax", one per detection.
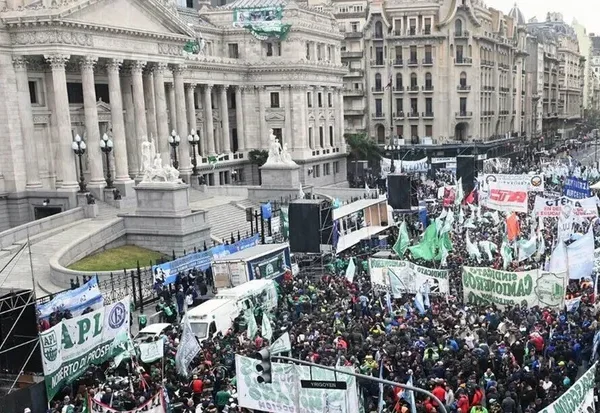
[
  {"xmin": 387, "ymin": 174, "xmax": 411, "ymax": 210},
  {"xmin": 289, "ymin": 200, "xmax": 331, "ymax": 253},
  {"xmin": 457, "ymin": 155, "xmax": 475, "ymax": 195}
]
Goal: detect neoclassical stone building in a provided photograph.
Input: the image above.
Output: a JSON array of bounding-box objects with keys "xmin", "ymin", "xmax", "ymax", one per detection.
[{"xmin": 0, "ymin": 0, "xmax": 347, "ymax": 228}]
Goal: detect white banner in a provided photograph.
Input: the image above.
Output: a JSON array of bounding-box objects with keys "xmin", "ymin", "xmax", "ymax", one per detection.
[
  {"xmin": 139, "ymin": 340, "xmax": 165, "ymax": 363},
  {"xmin": 400, "ymin": 157, "xmax": 428, "ymax": 173},
  {"xmin": 37, "ymin": 276, "xmax": 103, "ymax": 320},
  {"xmin": 533, "ymin": 196, "xmax": 599, "ymax": 217},
  {"xmin": 482, "ymin": 173, "xmax": 544, "ymax": 192},
  {"xmin": 566, "ymin": 227, "xmax": 595, "ymax": 280},
  {"xmin": 369, "ymin": 259, "xmax": 449, "ymax": 297},
  {"xmin": 431, "ymin": 157, "xmax": 456, "ymax": 164},
  {"xmin": 483, "ymin": 182, "xmax": 528, "ymax": 213},
  {"xmin": 539, "ymin": 363, "xmax": 596, "ymax": 413},
  {"xmin": 270, "ymin": 332, "xmax": 292, "ymax": 355},
  {"xmin": 40, "ymin": 297, "xmax": 130, "ymax": 401},
  {"xmin": 89, "ymin": 390, "xmax": 166, "ymax": 413}
]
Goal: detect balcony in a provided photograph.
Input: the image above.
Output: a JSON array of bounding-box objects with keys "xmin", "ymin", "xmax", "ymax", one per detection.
[
  {"xmin": 372, "ymin": 112, "xmax": 385, "ymax": 119},
  {"xmin": 481, "ymin": 60, "xmax": 495, "ymax": 67},
  {"xmin": 344, "ymin": 32, "xmax": 363, "ymax": 39},
  {"xmin": 407, "ymin": 59, "xmax": 419, "ymax": 67},
  {"xmin": 512, "ymin": 110, "xmax": 516, "ymax": 115},
  {"xmin": 392, "ymin": 58, "xmax": 403, "ymax": 67},
  {"xmin": 455, "ymin": 57, "xmax": 472, "ymax": 65},
  {"xmin": 406, "ymin": 85, "xmax": 420, "ymax": 93},
  {"xmin": 342, "ymin": 88, "xmax": 365, "ymax": 96},
  {"xmin": 373, "ymin": 32, "xmax": 384, "ymax": 40},
  {"xmin": 422, "ymin": 111, "xmax": 434, "ymax": 119},
  {"xmin": 457, "ymin": 85, "xmax": 471, "ymax": 92},
  {"xmin": 371, "ymin": 86, "xmax": 384, "ymax": 94},
  {"xmin": 499, "ymin": 87, "xmax": 510, "ymax": 93},
  {"xmin": 392, "ymin": 86, "xmax": 404, "ymax": 93},
  {"xmin": 499, "ymin": 110, "xmax": 509, "ymax": 116},
  {"xmin": 456, "ymin": 111, "xmax": 473, "ymax": 118},
  {"xmin": 422, "ymin": 85, "xmax": 434, "ymax": 92},
  {"xmin": 407, "ymin": 28, "xmax": 417, "ymax": 36},
  {"xmin": 393, "ymin": 111, "xmax": 405, "ymax": 119},
  {"xmin": 454, "ymin": 30, "xmax": 470, "ymax": 38},
  {"xmin": 341, "ymin": 51, "xmax": 363, "ymax": 59},
  {"xmin": 482, "ymin": 86, "xmax": 496, "ymax": 91},
  {"xmin": 344, "ymin": 109, "xmax": 365, "ymax": 116},
  {"xmin": 408, "ymin": 112, "xmax": 420, "ymax": 119},
  {"xmin": 498, "ymin": 63, "xmax": 510, "ymax": 70},
  {"xmin": 370, "ymin": 59, "xmax": 385, "ymax": 67},
  {"xmin": 344, "ymin": 68, "xmax": 364, "ymax": 77},
  {"xmin": 482, "ymin": 111, "xmax": 492, "ymax": 116},
  {"xmin": 422, "ymin": 57, "xmax": 434, "ymax": 66}
]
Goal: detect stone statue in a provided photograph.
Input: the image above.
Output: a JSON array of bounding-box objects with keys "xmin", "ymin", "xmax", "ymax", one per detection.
[
  {"xmin": 140, "ymin": 140, "xmax": 183, "ymax": 184},
  {"xmin": 264, "ymin": 129, "xmax": 283, "ymax": 165},
  {"xmin": 141, "ymin": 140, "xmax": 153, "ymax": 173},
  {"xmin": 281, "ymin": 143, "xmax": 297, "ymax": 166}
]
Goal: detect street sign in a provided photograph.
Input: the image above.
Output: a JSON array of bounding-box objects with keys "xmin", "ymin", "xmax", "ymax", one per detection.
[{"xmin": 300, "ymin": 380, "xmax": 347, "ymax": 390}]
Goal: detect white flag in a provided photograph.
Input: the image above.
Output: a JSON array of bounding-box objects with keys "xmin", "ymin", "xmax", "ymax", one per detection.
[
  {"xmin": 270, "ymin": 332, "xmax": 292, "ymax": 354},
  {"xmin": 466, "ymin": 231, "xmax": 482, "ymax": 263},
  {"xmin": 345, "ymin": 258, "xmax": 356, "ymax": 283},
  {"xmin": 261, "ymin": 313, "xmax": 273, "ymax": 341},
  {"xmin": 139, "ymin": 340, "xmax": 165, "ymax": 363},
  {"xmin": 176, "ymin": 318, "xmax": 201, "ymax": 377}
]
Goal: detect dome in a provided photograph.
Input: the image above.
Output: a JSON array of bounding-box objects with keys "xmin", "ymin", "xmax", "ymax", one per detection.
[{"xmin": 508, "ymin": 3, "xmax": 526, "ymax": 26}]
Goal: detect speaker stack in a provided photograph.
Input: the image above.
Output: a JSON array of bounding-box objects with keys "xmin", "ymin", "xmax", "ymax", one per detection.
[
  {"xmin": 288, "ymin": 199, "xmax": 333, "ymax": 253},
  {"xmin": 456, "ymin": 155, "xmax": 476, "ymax": 195},
  {"xmin": 387, "ymin": 174, "xmax": 418, "ymax": 210}
]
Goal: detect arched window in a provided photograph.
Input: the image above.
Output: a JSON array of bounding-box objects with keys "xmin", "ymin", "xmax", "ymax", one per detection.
[
  {"xmin": 375, "ymin": 21, "xmax": 383, "ymax": 38},
  {"xmin": 410, "ymin": 73, "xmax": 417, "ymax": 88},
  {"xmin": 375, "ymin": 73, "xmax": 382, "ymax": 90},
  {"xmin": 395, "ymin": 73, "xmax": 403, "ymax": 90},
  {"xmin": 376, "ymin": 124, "xmax": 386, "ymax": 144},
  {"xmin": 455, "ymin": 19, "xmax": 463, "ymax": 35},
  {"xmin": 460, "ymin": 71, "xmax": 467, "ymax": 87},
  {"xmin": 425, "ymin": 72, "xmax": 432, "ymax": 88}
]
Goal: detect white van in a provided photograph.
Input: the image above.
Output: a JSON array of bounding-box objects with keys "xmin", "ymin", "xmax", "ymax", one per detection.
[
  {"xmin": 214, "ymin": 279, "xmax": 278, "ymax": 313},
  {"xmin": 184, "ymin": 298, "xmax": 240, "ymax": 342}
]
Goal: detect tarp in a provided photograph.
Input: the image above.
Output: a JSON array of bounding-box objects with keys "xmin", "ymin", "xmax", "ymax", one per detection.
[{"xmin": 369, "ymin": 259, "xmax": 450, "ymax": 297}]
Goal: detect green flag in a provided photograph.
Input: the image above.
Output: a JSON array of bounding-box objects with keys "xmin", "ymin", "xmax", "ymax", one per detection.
[
  {"xmin": 434, "ymin": 232, "xmax": 453, "ymax": 262},
  {"xmin": 392, "ymin": 221, "xmax": 410, "ymax": 258},
  {"xmin": 261, "ymin": 313, "xmax": 273, "ymax": 341},
  {"xmin": 281, "ymin": 206, "xmax": 289, "ymax": 240},
  {"xmin": 183, "ymin": 40, "xmax": 200, "ymax": 54},
  {"xmin": 246, "ymin": 309, "xmax": 258, "ymax": 339},
  {"xmin": 408, "ymin": 222, "xmax": 438, "ymax": 261}
]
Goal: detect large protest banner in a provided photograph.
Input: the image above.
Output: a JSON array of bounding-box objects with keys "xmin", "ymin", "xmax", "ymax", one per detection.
[
  {"xmin": 89, "ymin": 390, "xmax": 166, "ymax": 412},
  {"xmin": 462, "ymin": 267, "xmax": 566, "ymax": 309},
  {"xmin": 152, "ymin": 234, "xmax": 259, "ymax": 284},
  {"xmin": 539, "ymin": 362, "xmax": 596, "ymax": 413},
  {"xmin": 235, "ymin": 354, "xmax": 359, "ymax": 413},
  {"xmin": 37, "ymin": 276, "xmax": 103, "ymax": 320},
  {"xmin": 481, "ymin": 174, "xmax": 544, "ymax": 192},
  {"xmin": 40, "ymin": 297, "xmax": 131, "ymax": 401},
  {"xmin": 483, "ymin": 182, "xmax": 529, "ymax": 213},
  {"xmin": 563, "ymin": 177, "xmax": 590, "ymax": 199},
  {"xmin": 533, "ymin": 196, "xmax": 598, "ymax": 217},
  {"xmin": 369, "ymin": 259, "xmax": 450, "ymax": 297}
]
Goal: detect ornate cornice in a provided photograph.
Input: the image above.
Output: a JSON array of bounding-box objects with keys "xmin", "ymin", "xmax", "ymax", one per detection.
[{"xmin": 11, "ymin": 30, "xmax": 92, "ymax": 46}]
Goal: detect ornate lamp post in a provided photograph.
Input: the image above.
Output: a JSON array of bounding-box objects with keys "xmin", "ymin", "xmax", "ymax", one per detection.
[
  {"xmin": 168, "ymin": 130, "xmax": 181, "ymax": 169},
  {"xmin": 71, "ymin": 134, "xmax": 87, "ymax": 193},
  {"xmin": 188, "ymin": 130, "xmax": 200, "ymax": 175},
  {"xmin": 99, "ymin": 133, "xmax": 114, "ymax": 188}
]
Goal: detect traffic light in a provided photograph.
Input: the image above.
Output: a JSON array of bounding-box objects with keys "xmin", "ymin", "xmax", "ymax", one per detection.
[{"xmin": 255, "ymin": 348, "xmax": 272, "ymax": 384}]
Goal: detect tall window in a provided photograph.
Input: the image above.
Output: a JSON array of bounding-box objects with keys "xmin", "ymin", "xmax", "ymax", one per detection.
[
  {"xmin": 460, "ymin": 72, "xmax": 467, "ymax": 87},
  {"xmin": 425, "ymin": 97, "xmax": 433, "ymax": 114},
  {"xmin": 456, "ymin": 45, "xmax": 464, "ymax": 61},
  {"xmin": 308, "ymin": 127, "xmax": 314, "ymax": 148},
  {"xmin": 375, "ymin": 99, "xmax": 383, "ymax": 115},
  {"xmin": 455, "ymin": 19, "xmax": 463, "ymax": 35},
  {"xmin": 375, "ymin": 47, "xmax": 384, "ymax": 65},
  {"xmin": 424, "ymin": 45, "xmax": 432, "ymax": 63},
  {"xmin": 228, "ymin": 43, "xmax": 239, "ymax": 58},
  {"xmin": 317, "ymin": 92, "xmax": 323, "ymax": 107},
  {"xmin": 270, "ymin": 92, "xmax": 280, "ymax": 108},
  {"xmin": 425, "ymin": 73, "xmax": 433, "ymax": 88},
  {"xmin": 307, "ymin": 92, "xmax": 312, "ymax": 107},
  {"xmin": 319, "ymin": 127, "xmax": 324, "ymax": 148},
  {"xmin": 460, "ymin": 97, "xmax": 467, "ymax": 113},
  {"xmin": 395, "ymin": 73, "xmax": 403, "ymax": 89},
  {"xmin": 396, "ymin": 98, "xmax": 403, "ymax": 113},
  {"xmin": 329, "ymin": 125, "xmax": 334, "ymax": 146},
  {"xmin": 410, "ymin": 46, "xmax": 417, "ymax": 62},
  {"xmin": 375, "ymin": 21, "xmax": 383, "ymax": 38},
  {"xmin": 410, "ymin": 73, "xmax": 417, "ymax": 88},
  {"xmin": 375, "ymin": 73, "xmax": 382, "ymax": 90},
  {"xmin": 410, "ymin": 98, "xmax": 418, "ymax": 114}
]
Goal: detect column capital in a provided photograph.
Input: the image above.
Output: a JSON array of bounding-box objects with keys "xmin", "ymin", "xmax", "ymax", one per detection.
[
  {"xmin": 238, "ymin": 85, "xmax": 251, "ymax": 93},
  {"xmin": 44, "ymin": 54, "xmax": 70, "ymax": 70},
  {"xmin": 129, "ymin": 60, "xmax": 147, "ymax": 75},
  {"xmin": 219, "ymin": 84, "xmax": 229, "ymax": 93},
  {"xmin": 12, "ymin": 55, "xmax": 28, "ymax": 70},
  {"xmin": 205, "ymin": 84, "xmax": 214, "ymax": 91},
  {"xmin": 152, "ymin": 62, "xmax": 169, "ymax": 75},
  {"xmin": 79, "ymin": 55, "xmax": 98, "ymax": 71},
  {"xmin": 171, "ymin": 63, "xmax": 187, "ymax": 75},
  {"xmin": 106, "ymin": 59, "xmax": 123, "ymax": 73},
  {"xmin": 186, "ymin": 83, "xmax": 197, "ymax": 91}
]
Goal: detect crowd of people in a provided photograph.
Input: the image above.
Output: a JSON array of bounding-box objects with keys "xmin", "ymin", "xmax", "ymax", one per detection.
[{"xmin": 44, "ymin": 141, "xmax": 600, "ymax": 413}]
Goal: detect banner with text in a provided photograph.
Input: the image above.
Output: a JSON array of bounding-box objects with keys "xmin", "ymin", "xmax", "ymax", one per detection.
[
  {"xmin": 40, "ymin": 297, "xmax": 131, "ymax": 401},
  {"xmin": 483, "ymin": 182, "xmax": 529, "ymax": 213},
  {"xmin": 462, "ymin": 267, "xmax": 566, "ymax": 309},
  {"xmin": 539, "ymin": 362, "xmax": 596, "ymax": 413},
  {"xmin": 89, "ymin": 389, "xmax": 166, "ymax": 413},
  {"xmin": 533, "ymin": 196, "xmax": 598, "ymax": 217},
  {"xmin": 563, "ymin": 177, "xmax": 590, "ymax": 199},
  {"xmin": 400, "ymin": 157, "xmax": 428, "ymax": 173},
  {"xmin": 482, "ymin": 173, "xmax": 544, "ymax": 192},
  {"xmin": 37, "ymin": 276, "xmax": 103, "ymax": 320},
  {"xmin": 235, "ymin": 354, "xmax": 359, "ymax": 413},
  {"xmin": 369, "ymin": 259, "xmax": 449, "ymax": 297}
]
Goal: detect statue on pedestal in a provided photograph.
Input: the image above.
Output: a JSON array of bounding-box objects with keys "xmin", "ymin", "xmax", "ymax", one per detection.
[
  {"xmin": 140, "ymin": 139, "xmax": 183, "ymax": 184},
  {"xmin": 264, "ymin": 129, "xmax": 297, "ymax": 167}
]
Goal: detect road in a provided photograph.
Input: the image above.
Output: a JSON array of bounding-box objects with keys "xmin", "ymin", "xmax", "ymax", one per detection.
[{"xmin": 571, "ymin": 144, "xmax": 600, "ymax": 166}]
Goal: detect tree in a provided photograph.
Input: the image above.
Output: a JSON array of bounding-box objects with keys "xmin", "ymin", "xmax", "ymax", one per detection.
[
  {"xmin": 345, "ymin": 133, "xmax": 381, "ymax": 177},
  {"xmin": 249, "ymin": 149, "xmax": 269, "ymax": 185}
]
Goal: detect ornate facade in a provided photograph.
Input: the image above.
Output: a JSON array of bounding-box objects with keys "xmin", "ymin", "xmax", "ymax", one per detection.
[{"xmin": 0, "ymin": 0, "xmax": 347, "ymax": 228}]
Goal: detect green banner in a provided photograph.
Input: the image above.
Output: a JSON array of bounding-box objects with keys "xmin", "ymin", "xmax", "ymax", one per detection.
[
  {"xmin": 461, "ymin": 267, "xmax": 565, "ymax": 309},
  {"xmin": 539, "ymin": 362, "xmax": 596, "ymax": 413},
  {"xmin": 253, "ymin": 250, "xmax": 286, "ymax": 280},
  {"xmin": 40, "ymin": 297, "xmax": 131, "ymax": 401},
  {"xmin": 232, "ymin": 6, "xmax": 291, "ymax": 41}
]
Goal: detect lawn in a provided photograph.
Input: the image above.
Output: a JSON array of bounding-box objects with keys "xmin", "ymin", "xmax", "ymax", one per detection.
[{"xmin": 68, "ymin": 245, "xmax": 167, "ymax": 272}]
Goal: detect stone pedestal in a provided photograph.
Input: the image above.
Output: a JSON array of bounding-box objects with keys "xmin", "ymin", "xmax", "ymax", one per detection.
[
  {"xmin": 118, "ymin": 182, "xmax": 211, "ymax": 256},
  {"xmin": 260, "ymin": 163, "xmax": 301, "ymax": 188}
]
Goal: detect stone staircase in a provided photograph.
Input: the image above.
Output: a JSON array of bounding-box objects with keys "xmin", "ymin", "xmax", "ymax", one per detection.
[{"xmin": 205, "ymin": 202, "xmax": 254, "ymax": 244}]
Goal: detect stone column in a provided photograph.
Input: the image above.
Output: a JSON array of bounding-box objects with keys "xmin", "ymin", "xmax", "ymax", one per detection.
[
  {"xmin": 336, "ymin": 87, "xmax": 344, "ymax": 148},
  {"xmin": 80, "ymin": 55, "xmax": 105, "ymax": 191},
  {"xmin": 45, "ymin": 54, "xmax": 78, "ymax": 188},
  {"xmin": 186, "ymin": 83, "xmax": 198, "ymax": 150},
  {"xmin": 284, "ymin": 85, "xmax": 292, "ymax": 148},
  {"xmin": 172, "ymin": 64, "xmax": 191, "ymax": 173},
  {"xmin": 121, "ymin": 73, "xmax": 137, "ymax": 177},
  {"xmin": 323, "ymin": 88, "xmax": 331, "ymax": 148},
  {"xmin": 152, "ymin": 63, "xmax": 170, "ymax": 165},
  {"xmin": 166, "ymin": 83, "xmax": 177, "ymax": 133},
  {"xmin": 204, "ymin": 84, "xmax": 215, "ymax": 155},
  {"xmin": 143, "ymin": 69, "xmax": 158, "ymax": 141},
  {"xmin": 235, "ymin": 86, "xmax": 245, "ymax": 152},
  {"xmin": 13, "ymin": 56, "xmax": 41, "ymax": 188},
  {"xmin": 220, "ymin": 85, "xmax": 231, "ymax": 153},
  {"xmin": 106, "ymin": 59, "xmax": 131, "ymax": 185},
  {"xmin": 130, "ymin": 60, "xmax": 147, "ymax": 175},
  {"xmin": 257, "ymin": 86, "xmax": 267, "ymax": 148}
]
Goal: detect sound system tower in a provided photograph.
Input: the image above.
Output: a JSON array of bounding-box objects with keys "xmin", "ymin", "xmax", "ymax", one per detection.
[
  {"xmin": 288, "ymin": 199, "xmax": 333, "ymax": 253},
  {"xmin": 387, "ymin": 174, "xmax": 417, "ymax": 210},
  {"xmin": 457, "ymin": 155, "xmax": 476, "ymax": 196}
]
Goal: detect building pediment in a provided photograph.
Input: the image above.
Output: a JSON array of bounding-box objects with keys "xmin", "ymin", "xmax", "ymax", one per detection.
[
  {"xmin": 265, "ymin": 112, "xmax": 285, "ymax": 121},
  {"xmin": 308, "ymin": 113, "xmax": 316, "ymax": 121},
  {"xmin": 97, "ymin": 100, "xmax": 111, "ymax": 113},
  {"xmin": 2, "ymin": 0, "xmax": 195, "ymax": 40}
]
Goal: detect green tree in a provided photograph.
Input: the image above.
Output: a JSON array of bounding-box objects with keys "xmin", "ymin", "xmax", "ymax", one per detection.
[
  {"xmin": 345, "ymin": 133, "xmax": 381, "ymax": 177},
  {"xmin": 249, "ymin": 149, "xmax": 269, "ymax": 185}
]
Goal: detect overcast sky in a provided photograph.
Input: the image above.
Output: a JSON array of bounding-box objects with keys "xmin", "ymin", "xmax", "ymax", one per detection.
[{"xmin": 483, "ymin": 0, "xmax": 600, "ymax": 35}]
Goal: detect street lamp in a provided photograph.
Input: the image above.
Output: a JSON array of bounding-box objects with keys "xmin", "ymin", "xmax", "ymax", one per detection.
[
  {"xmin": 168, "ymin": 130, "xmax": 181, "ymax": 169},
  {"xmin": 99, "ymin": 133, "xmax": 114, "ymax": 188},
  {"xmin": 71, "ymin": 134, "xmax": 87, "ymax": 193},
  {"xmin": 188, "ymin": 130, "xmax": 200, "ymax": 175},
  {"xmin": 385, "ymin": 144, "xmax": 397, "ymax": 173}
]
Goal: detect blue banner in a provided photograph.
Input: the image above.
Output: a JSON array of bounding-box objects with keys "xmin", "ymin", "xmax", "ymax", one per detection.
[
  {"xmin": 261, "ymin": 202, "xmax": 272, "ymax": 220},
  {"xmin": 563, "ymin": 177, "xmax": 590, "ymax": 199},
  {"xmin": 152, "ymin": 234, "xmax": 260, "ymax": 285},
  {"xmin": 36, "ymin": 276, "xmax": 104, "ymax": 320}
]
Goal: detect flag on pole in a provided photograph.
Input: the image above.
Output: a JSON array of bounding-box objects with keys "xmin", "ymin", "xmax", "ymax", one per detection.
[
  {"xmin": 455, "ymin": 178, "xmax": 464, "ymax": 206},
  {"xmin": 175, "ymin": 317, "xmax": 201, "ymax": 377},
  {"xmin": 345, "ymin": 258, "xmax": 356, "ymax": 283},
  {"xmin": 393, "ymin": 221, "xmax": 410, "ymax": 258},
  {"xmin": 501, "ymin": 237, "xmax": 513, "ymax": 270},
  {"xmin": 261, "ymin": 313, "xmax": 273, "ymax": 341},
  {"xmin": 246, "ymin": 309, "xmax": 258, "ymax": 339}
]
